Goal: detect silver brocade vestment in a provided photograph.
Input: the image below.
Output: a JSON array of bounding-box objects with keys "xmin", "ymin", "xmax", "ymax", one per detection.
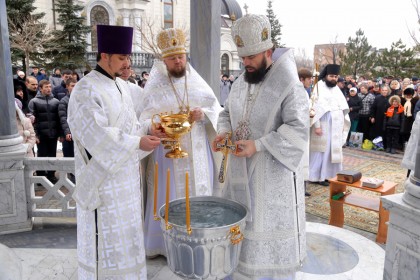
[
  {"xmin": 217, "ymin": 49, "xmax": 309, "ymax": 279},
  {"xmin": 68, "ymin": 70, "xmax": 148, "ymax": 279}
]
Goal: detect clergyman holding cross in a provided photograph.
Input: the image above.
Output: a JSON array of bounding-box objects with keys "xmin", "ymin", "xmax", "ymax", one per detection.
[{"xmin": 212, "ymin": 14, "xmax": 309, "ymax": 280}]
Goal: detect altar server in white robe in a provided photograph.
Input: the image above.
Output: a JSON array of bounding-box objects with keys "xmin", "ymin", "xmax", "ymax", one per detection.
[
  {"xmin": 138, "ymin": 28, "xmax": 222, "ymax": 257},
  {"xmin": 213, "ymin": 14, "xmax": 309, "ymax": 280},
  {"xmin": 67, "ymin": 24, "xmax": 161, "ymax": 280},
  {"xmin": 308, "ymin": 64, "xmax": 350, "ymax": 185}
]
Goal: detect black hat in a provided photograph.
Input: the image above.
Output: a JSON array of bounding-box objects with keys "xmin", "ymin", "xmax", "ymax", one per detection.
[
  {"xmin": 412, "ymin": 76, "xmax": 419, "ymax": 81},
  {"xmin": 337, "ymin": 77, "xmax": 345, "ymax": 83},
  {"xmin": 97, "ymin": 25, "xmax": 133, "ymax": 54},
  {"xmin": 404, "ymin": 87, "xmax": 415, "ymax": 96},
  {"xmin": 319, "ymin": 64, "xmax": 340, "ymax": 80}
]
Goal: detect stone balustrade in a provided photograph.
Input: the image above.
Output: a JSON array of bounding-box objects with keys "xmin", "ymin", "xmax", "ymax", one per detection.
[{"xmin": 23, "ymin": 157, "xmax": 76, "ymax": 218}]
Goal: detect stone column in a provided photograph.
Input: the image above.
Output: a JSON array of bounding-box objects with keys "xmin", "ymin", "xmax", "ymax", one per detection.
[
  {"xmin": 190, "ymin": 0, "xmax": 221, "ymax": 99},
  {"xmin": 0, "ymin": 0, "xmax": 32, "ymax": 234},
  {"xmin": 402, "ymin": 135, "xmax": 420, "ymax": 206},
  {"xmin": 133, "ymin": 10, "xmax": 142, "ymax": 52},
  {"xmin": 381, "ymin": 121, "xmax": 420, "ymax": 279},
  {"xmin": 120, "ymin": 10, "xmax": 130, "ymax": 27}
]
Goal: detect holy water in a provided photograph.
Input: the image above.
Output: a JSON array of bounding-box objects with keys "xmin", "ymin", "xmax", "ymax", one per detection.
[{"xmin": 164, "ymin": 201, "xmax": 243, "ymax": 228}]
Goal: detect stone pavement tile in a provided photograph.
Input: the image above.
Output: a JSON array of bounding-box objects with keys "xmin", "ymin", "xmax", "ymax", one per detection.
[
  {"xmin": 14, "ymin": 248, "xmax": 77, "ymax": 280},
  {"xmin": 149, "ymin": 265, "xmax": 183, "ymax": 280}
]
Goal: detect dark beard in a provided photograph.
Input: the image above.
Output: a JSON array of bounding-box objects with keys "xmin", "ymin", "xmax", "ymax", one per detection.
[
  {"xmin": 168, "ymin": 67, "xmax": 186, "ymax": 78},
  {"xmin": 244, "ymin": 57, "xmax": 267, "ymax": 84},
  {"xmin": 325, "ymin": 79, "xmax": 337, "ymax": 87}
]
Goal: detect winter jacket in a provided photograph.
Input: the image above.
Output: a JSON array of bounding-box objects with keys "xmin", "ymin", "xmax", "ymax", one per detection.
[
  {"xmin": 49, "ymin": 74, "xmax": 63, "ymax": 90},
  {"xmin": 346, "ymin": 94, "xmax": 362, "ymax": 121},
  {"xmin": 17, "ymin": 115, "xmax": 36, "ymax": 157},
  {"xmin": 31, "ymin": 72, "xmax": 46, "ymax": 83},
  {"xmin": 58, "ymin": 94, "xmax": 71, "ymax": 136},
  {"xmin": 52, "ymin": 80, "xmax": 68, "ymax": 101},
  {"xmin": 384, "ymin": 106, "xmax": 404, "ymax": 130},
  {"xmin": 28, "ymin": 93, "xmax": 61, "ymax": 139},
  {"xmin": 370, "ymin": 95, "xmax": 389, "ymax": 138}
]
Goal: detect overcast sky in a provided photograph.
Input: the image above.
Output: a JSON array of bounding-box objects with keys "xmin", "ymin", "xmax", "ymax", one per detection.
[{"xmin": 235, "ymin": 0, "xmax": 419, "ymax": 56}]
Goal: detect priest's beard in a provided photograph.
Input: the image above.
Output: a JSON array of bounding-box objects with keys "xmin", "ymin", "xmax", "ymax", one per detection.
[
  {"xmin": 244, "ymin": 57, "xmax": 267, "ymax": 84},
  {"xmin": 167, "ymin": 65, "xmax": 186, "ymax": 78},
  {"xmin": 325, "ymin": 79, "xmax": 337, "ymax": 88}
]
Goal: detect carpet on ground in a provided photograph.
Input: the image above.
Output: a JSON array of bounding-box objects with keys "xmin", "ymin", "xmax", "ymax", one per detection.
[{"xmin": 305, "ymin": 149, "xmax": 407, "ymax": 234}]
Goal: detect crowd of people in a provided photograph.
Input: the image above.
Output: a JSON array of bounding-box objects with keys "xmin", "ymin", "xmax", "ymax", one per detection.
[
  {"xmin": 9, "ymin": 13, "xmax": 419, "ymax": 280},
  {"xmin": 299, "ymin": 70, "xmax": 420, "ymax": 155}
]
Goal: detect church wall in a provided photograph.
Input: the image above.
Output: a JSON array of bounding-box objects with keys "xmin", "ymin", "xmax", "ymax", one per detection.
[
  {"xmin": 33, "ymin": 0, "xmax": 55, "ymax": 30},
  {"xmin": 31, "ymin": 0, "xmax": 240, "ymax": 73}
]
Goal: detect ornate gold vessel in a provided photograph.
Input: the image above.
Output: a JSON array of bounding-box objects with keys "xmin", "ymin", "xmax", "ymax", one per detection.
[{"xmin": 152, "ymin": 112, "xmax": 193, "ymax": 158}]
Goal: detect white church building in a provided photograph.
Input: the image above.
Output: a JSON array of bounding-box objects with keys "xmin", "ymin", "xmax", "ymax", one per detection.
[{"xmin": 33, "ymin": 0, "xmax": 243, "ymax": 76}]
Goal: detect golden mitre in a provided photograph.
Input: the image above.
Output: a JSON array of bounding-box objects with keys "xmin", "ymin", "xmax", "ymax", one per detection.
[{"xmin": 157, "ymin": 28, "xmax": 187, "ymax": 58}]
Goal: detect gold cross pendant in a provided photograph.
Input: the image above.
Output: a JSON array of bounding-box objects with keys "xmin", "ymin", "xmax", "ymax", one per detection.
[{"xmin": 216, "ymin": 132, "xmax": 237, "ymax": 183}]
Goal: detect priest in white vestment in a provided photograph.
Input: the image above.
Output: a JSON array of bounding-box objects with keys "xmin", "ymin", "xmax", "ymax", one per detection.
[
  {"xmin": 120, "ymin": 59, "xmax": 144, "ymax": 120},
  {"xmin": 213, "ymin": 15, "xmax": 309, "ymax": 280},
  {"xmin": 67, "ymin": 25, "xmax": 161, "ymax": 280},
  {"xmin": 137, "ymin": 28, "xmax": 222, "ymax": 257},
  {"xmin": 308, "ymin": 64, "xmax": 350, "ymax": 185}
]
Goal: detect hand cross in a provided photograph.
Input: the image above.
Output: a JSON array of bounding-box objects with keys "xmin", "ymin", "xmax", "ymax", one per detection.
[{"xmin": 216, "ymin": 132, "xmax": 237, "ymax": 183}]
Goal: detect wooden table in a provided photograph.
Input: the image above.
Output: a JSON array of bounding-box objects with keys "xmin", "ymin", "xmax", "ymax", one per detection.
[{"xmin": 328, "ymin": 176, "xmax": 397, "ymax": 244}]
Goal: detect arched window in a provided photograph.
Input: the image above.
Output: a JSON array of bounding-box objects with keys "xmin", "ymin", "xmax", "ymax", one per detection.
[
  {"xmin": 221, "ymin": 53, "xmax": 229, "ymax": 75},
  {"xmin": 164, "ymin": 0, "xmax": 173, "ymax": 29},
  {"xmin": 90, "ymin": 6, "xmax": 109, "ymax": 51}
]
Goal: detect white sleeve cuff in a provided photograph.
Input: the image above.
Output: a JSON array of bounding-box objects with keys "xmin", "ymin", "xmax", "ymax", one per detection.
[{"xmin": 255, "ymin": 139, "xmax": 266, "ymax": 152}]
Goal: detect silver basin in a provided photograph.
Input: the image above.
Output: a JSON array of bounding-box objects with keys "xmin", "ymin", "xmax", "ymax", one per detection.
[{"xmin": 159, "ymin": 196, "xmax": 247, "ymax": 279}]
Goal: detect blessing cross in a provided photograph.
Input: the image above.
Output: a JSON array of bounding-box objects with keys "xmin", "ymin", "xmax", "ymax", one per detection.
[
  {"xmin": 216, "ymin": 132, "xmax": 237, "ymax": 183},
  {"xmin": 243, "ymin": 3, "xmax": 249, "ymax": 15}
]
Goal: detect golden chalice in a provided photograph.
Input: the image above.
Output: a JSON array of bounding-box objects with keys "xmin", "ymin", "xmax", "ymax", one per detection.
[{"xmin": 152, "ymin": 112, "xmax": 193, "ymax": 158}]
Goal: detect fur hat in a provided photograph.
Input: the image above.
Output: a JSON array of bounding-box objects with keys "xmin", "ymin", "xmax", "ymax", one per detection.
[
  {"xmin": 157, "ymin": 28, "xmax": 187, "ymax": 58},
  {"xmin": 404, "ymin": 87, "xmax": 415, "ymax": 96},
  {"xmin": 389, "ymin": 95, "xmax": 401, "ymax": 105},
  {"xmin": 231, "ymin": 14, "xmax": 274, "ymax": 57}
]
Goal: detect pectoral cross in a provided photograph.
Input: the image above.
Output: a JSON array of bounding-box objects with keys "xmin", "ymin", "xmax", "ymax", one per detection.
[{"xmin": 216, "ymin": 132, "xmax": 237, "ymax": 183}]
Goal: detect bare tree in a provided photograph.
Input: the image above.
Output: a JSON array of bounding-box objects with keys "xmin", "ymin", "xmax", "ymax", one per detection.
[
  {"xmin": 294, "ymin": 48, "xmax": 313, "ymax": 70},
  {"xmin": 317, "ymin": 35, "xmax": 345, "ymax": 65},
  {"xmin": 8, "ymin": 15, "xmax": 52, "ymax": 76},
  {"xmin": 409, "ymin": 0, "xmax": 420, "ymax": 48},
  {"xmin": 135, "ymin": 16, "xmax": 190, "ymax": 60}
]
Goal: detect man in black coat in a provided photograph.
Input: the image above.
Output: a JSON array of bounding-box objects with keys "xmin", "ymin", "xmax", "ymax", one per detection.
[
  {"xmin": 22, "ymin": 76, "xmax": 39, "ymax": 114},
  {"xmin": 58, "ymin": 78, "xmax": 76, "ymax": 158},
  {"xmin": 370, "ymin": 85, "xmax": 391, "ymax": 148},
  {"xmin": 28, "ymin": 79, "xmax": 61, "ymax": 183},
  {"xmin": 52, "ymin": 69, "xmax": 73, "ymax": 100}
]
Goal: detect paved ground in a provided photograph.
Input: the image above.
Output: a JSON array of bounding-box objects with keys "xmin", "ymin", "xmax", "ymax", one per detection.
[{"xmin": 0, "ymin": 146, "xmax": 405, "ymax": 278}]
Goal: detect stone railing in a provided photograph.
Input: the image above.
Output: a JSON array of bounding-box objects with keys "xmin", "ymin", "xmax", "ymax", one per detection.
[
  {"xmin": 86, "ymin": 51, "xmax": 155, "ymax": 70},
  {"xmin": 23, "ymin": 158, "xmax": 76, "ymax": 218}
]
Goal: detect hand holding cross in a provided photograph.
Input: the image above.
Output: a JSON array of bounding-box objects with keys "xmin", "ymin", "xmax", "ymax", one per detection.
[{"xmin": 216, "ymin": 132, "xmax": 238, "ymax": 183}]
